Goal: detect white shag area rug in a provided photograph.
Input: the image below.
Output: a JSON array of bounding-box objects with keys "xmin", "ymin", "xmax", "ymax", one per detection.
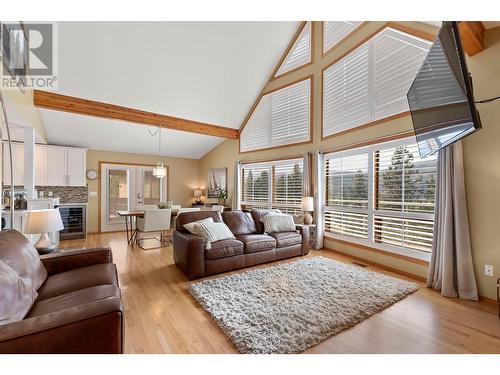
[{"xmin": 189, "ymin": 256, "xmax": 419, "ymax": 354}]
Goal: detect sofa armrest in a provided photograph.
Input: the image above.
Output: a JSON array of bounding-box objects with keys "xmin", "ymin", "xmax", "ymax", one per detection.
[
  {"xmin": 41, "ymin": 247, "xmax": 113, "ymax": 275},
  {"xmin": 173, "ymin": 231, "xmax": 206, "ymax": 280},
  {"xmin": 296, "ymin": 225, "xmax": 310, "ymax": 255},
  {"xmin": 0, "ymin": 296, "xmax": 123, "ymax": 353}
]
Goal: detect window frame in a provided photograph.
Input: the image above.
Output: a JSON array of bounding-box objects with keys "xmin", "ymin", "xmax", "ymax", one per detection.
[
  {"xmin": 323, "ymin": 137, "xmax": 436, "ymax": 262},
  {"xmin": 240, "ymin": 157, "xmax": 304, "ymax": 214},
  {"xmin": 239, "ymin": 76, "xmax": 313, "ymax": 154},
  {"xmin": 322, "ymin": 21, "xmax": 365, "ymax": 56},
  {"xmin": 321, "ymin": 25, "xmax": 434, "ymax": 140}
]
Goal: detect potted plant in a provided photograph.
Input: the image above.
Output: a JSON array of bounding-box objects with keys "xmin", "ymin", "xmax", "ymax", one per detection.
[
  {"xmin": 157, "ymin": 201, "xmax": 172, "ymax": 209},
  {"xmin": 216, "ymin": 187, "xmax": 227, "ymax": 206}
]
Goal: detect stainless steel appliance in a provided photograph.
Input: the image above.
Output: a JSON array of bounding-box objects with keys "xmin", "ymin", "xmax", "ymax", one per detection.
[{"xmin": 59, "ymin": 204, "xmax": 87, "ymax": 240}]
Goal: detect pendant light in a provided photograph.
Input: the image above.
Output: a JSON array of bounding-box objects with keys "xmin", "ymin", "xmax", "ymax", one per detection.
[{"xmin": 152, "ymin": 125, "xmax": 166, "ymax": 179}]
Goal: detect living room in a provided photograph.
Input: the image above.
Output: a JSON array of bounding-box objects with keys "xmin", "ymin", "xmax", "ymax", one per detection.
[{"xmin": 1, "ymin": 0, "xmax": 500, "ymax": 373}]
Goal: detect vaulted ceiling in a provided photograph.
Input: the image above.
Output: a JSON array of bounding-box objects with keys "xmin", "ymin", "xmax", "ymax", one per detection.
[{"xmin": 39, "ymin": 21, "xmax": 300, "ymax": 158}]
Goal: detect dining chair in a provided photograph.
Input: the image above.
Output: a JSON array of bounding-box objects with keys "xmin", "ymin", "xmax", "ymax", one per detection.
[{"xmin": 135, "ymin": 209, "xmax": 172, "ymax": 249}]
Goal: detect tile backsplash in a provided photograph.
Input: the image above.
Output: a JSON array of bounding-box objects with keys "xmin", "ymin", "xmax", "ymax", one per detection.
[{"xmin": 4, "ymin": 185, "xmax": 88, "ymax": 204}]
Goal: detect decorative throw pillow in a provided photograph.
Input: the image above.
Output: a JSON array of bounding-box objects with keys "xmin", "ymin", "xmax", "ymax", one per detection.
[
  {"xmin": 261, "ymin": 214, "xmax": 296, "ymax": 234},
  {"xmin": 195, "ymin": 221, "xmax": 235, "ymax": 250},
  {"xmin": 183, "ymin": 217, "xmax": 214, "ymax": 237},
  {"xmin": 0, "ymin": 230, "xmax": 47, "ymax": 291},
  {"xmin": 0, "ymin": 260, "xmax": 37, "ymax": 325}
]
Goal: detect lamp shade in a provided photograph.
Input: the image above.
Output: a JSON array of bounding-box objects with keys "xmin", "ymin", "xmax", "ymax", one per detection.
[
  {"xmin": 194, "ymin": 189, "xmax": 203, "ymax": 197},
  {"xmin": 25, "ymin": 209, "xmax": 64, "ymax": 234},
  {"xmin": 152, "ymin": 162, "xmax": 167, "ymax": 178},
  {"xmin": 301, "ymin": 197, "xmax": 314, "ymax": 211}
]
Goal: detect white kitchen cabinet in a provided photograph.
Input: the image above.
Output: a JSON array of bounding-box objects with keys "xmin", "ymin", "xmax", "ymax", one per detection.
[
  {"xmin": 35, "ymin": 145, "xmax": 48, "ymax": 186},
  {"xmin": 47, "ymin": 146, "xmax": 68, "ymax": 186},
  {"xmin": 67, "ymin": 148, "xmax": 86, "ymax": 186},
  {"xmin": 3, "ymin": 142, "xmax": 24, "ymax": 186},
  {"xmin": 3, "ymin": 142, "xmax": 87, "ymax": 187}
]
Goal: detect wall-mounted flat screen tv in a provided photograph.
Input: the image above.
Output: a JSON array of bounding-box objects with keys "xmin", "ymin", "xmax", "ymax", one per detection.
[{"xmin": 407, "ymin": 21, "xmax": 481, "ymax": 158}]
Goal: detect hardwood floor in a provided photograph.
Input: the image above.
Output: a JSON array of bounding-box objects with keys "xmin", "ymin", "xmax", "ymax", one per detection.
[{"xmin": 58, "ymin": 232, "xmax": 500, "ymax": 354}]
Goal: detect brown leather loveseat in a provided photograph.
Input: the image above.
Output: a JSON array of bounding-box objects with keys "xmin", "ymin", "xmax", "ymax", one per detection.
[
  {"xmin": 0, "ymin": 230, "xmax": 123, "ymax": 353},
  {"xmin": 173, "ymin": 209, "xmax": 310, "ymax": 280}
]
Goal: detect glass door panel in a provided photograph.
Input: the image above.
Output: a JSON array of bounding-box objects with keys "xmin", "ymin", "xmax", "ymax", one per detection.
[
  {"xmin": 142, "ymin": 170, "xmax": 161, "ymax": 205},
  {"xmin": 108, "ymin": 169, "xmax": 130, "ymax": 224}
]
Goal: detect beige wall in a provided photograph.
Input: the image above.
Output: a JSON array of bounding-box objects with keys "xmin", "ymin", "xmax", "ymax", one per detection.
[
  {"xmin": 1, "ymin": 88, "xmax": 47, "ymax": 142},
  {"xmin": 200, "ymin": 22, "xmax": 500, "ymax": 299},
  {"xmin": 462, "ymin": 27, "xmax": 500, "ymax": 299},
  {"xmin": 86, "ymin": 149, "xmax": 200, "ymax": 233}
]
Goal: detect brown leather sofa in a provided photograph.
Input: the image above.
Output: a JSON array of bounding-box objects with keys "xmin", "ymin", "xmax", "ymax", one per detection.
[
  {"xmin": 0, "ymin": 230, "xmax": 123, "ymax": 354},
  {"xmin": 173, "ymin": 209, "xmax": 310, "ymax": 280}
]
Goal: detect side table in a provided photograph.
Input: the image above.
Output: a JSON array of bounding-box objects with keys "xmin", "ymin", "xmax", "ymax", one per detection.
[{"xmin": 296, "ymin": 224, "xmax": 317, "ymax": 250}]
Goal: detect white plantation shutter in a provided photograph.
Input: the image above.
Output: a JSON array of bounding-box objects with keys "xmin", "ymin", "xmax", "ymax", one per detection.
[
  {"xmin": 275, "ymin": 22, "xmax": 311, "ymax": 77},
  {"xmin": 323, "ymin": 21, "xmax": 364, "ymax": 53},
  {"xmin": 240, "ymin": 158, "xmax": 303, "ymax": 213},
  {"xmin": 322, "ymin": 27, "xmax": 432, "ymax": 138},
  {"xmin": 373, "ymin": 28, "xmax": 433, "ymax": 120},
  {"xmin": 240, "ymin": 79, "xmax": 311, "ymax": 152},
  {"xmin": 272, "ymin": 160, "xmax": 303, "ymax": 214},
  {"xmin": 323, "ymin": 43, "xmax": 370, "ymax": 136},
  {"xmin": 241, "ymin": 165, "xmax": 270, "ymax": 207},
  {"xmin": 323, "ymin": 138, "xmax": 437, "ymax": 258}
]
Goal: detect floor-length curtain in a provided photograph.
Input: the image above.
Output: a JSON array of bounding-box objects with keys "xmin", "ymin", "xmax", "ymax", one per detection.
[
  {"xmin": 313, "ymin": 150, "xmax": 324, "ymax": 249},
  {"xmin": 233, "ymin": 161, "xmax": 241, "ymax": 211},
  {"xmin": 302, "ymin": 152, "xmax": 312, "ymax": 197},
  {"xmin": 427, "ymin": 141, "xmax": 478, "ymax": 300}
]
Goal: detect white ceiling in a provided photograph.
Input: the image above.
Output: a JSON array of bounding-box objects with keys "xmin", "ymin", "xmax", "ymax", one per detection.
[
  {"xmin": 40, "ymin": 109, "xmax": 226, "ymax": 159},
  {"xmin": 40, "ymin": 21, "xmax": 299, "ymax": 158}
]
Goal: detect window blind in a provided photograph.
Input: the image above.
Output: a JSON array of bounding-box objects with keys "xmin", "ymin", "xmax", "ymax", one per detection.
[
  {"xmin": 240, "ymin": 79, "xmax": 311, "ymax": 152},
  {"xmin": 240, "ymin": 158, "xmax": 303, "ymax": 214},
  {"xmin": 323, "ymin": 138, "xmax": 437, "ymax": 258},
  {"xmin": 275, "ymin": 22, "xmax": 311, "ymax": 77},
  {"xmin": 323, "ymin": 21, "xmax": 363, "ymax": 53},
  {"xmin": 322, "ymin": 27, "xmax": 432, "ymax": 137}
]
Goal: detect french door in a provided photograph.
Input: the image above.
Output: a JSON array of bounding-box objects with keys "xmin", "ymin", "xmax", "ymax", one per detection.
[{"xmin": 100, "ymin": 163, "xmax": 167, "ymax": 232}]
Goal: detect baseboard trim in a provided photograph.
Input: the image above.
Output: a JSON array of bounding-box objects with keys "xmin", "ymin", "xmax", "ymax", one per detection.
[{"xmin": 323, "ymin": 247, "xmax": 427, "ymax": 283}]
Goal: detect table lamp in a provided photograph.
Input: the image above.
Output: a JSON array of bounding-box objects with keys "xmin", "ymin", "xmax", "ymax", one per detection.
[
  {"xmin": 194, "ymin": 189, "xmax": 203, "ymax": 204},
  {"xmin": 301, "ymin": 197, "xmax": 314, "ymax": 225},
  {"xmin": 25, "ymin": 209, "xmax": 64, "ymax": 254}
]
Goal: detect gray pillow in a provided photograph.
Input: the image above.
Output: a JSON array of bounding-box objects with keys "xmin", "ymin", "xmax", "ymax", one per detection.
[
  {"xmin": 183, "ymin": 217, "xmax": 214, "ymax": 237},
  {"xmin": 0, "ymin": 260, "xmax": 37, "ymax": 325},
  {"xmin": 261, "ymin": 214, "xmax": 296, "ymax": 233},
  {"xmin": 195, "ymin": 221, "xmax": 235, "ymax": 250}
]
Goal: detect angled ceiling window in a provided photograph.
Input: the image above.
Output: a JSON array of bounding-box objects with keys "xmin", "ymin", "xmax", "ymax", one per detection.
[
  {"xmin": 274, "ymin": 22, "xmax": 312, "ymax": 77},
  {"xmin": 240, "ymin": 78, "xmax": 311, "ymax": 153},
  {"xmin": 322, "ymin": 27, "xmax": 432, "ymax": 138},
  {"xmin": 323, "ymin": 21, "xmax": 364, "ymax": 53}
]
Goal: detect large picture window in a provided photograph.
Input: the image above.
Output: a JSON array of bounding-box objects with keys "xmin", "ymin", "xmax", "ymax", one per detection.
[
  {"xmin": 322, "ymin": 27, "xmax": 432, "ymax": 138},
  {"xmin": 241, "ymin": 158, "xmax": 303, "ymax": 215},
  {"xmin": 324, "ymin": 138, "xmax": 437, "ymax": 260},
  {"xmin": 240, "ymin": 78, "xmax": 312, "ymax": 153}
]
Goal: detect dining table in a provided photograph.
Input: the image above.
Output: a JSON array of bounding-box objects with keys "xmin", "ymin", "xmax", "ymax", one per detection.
[{"xmin": 116, "ymin": 210, "xmax": 178, "ymax": 245}]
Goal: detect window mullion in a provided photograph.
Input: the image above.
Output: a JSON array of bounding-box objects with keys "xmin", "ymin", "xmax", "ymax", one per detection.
[{"xmin": 367, "ymin": 148, "xmax": 374, "ymax": 245}]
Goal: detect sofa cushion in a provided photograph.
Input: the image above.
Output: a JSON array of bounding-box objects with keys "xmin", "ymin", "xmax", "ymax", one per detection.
[
  {"xmin": 37, "ymin": 263, "xmax": 118, "ymax": 301},
  {"xmin": 0, "ymin": 260, "xmax": 37, "ymax": 325},
  {"xmin": 176, "ymin": 211, "xmax": 222, "ymax": 232},
  {"xmin": 236, "ymin": 234, "xmax": 276, "ymax": 254},
  {"xmin": 205, "ymin": 239, "xmax": 244, "ymax": 260},
  {"xmin": 27, "ymin": 285, "xmax": 121, "ymax": 318},
  {"xmin": 261, "ymin": 214, "xmax": 296, "ymax": 234},
  {"xmin": 0, "ymin": 230, "xmax": 47, "ymax": 291},
  {"xmin": 269, "ymin": 231, "xmax": 301, "ymax": 248},
  {"xmin": 221, "ymin": 211, "xmax": 257, "ymax": 236},
  {"xmin": 183, "ymin": 217, "xmax": 214, "ymax": 237},
  {"xmin": 250, "ymin": 209, "xmax": 282, "ymax": 234}
]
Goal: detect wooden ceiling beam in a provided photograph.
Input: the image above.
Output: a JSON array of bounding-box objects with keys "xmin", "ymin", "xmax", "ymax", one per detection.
[
  {"xmin": 33, "ymin": 90, "xmax": 239, "ymax": 139},
  {"xmin": 459, "ymin": 21, "xmax": 485, "ymax": 57}
]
